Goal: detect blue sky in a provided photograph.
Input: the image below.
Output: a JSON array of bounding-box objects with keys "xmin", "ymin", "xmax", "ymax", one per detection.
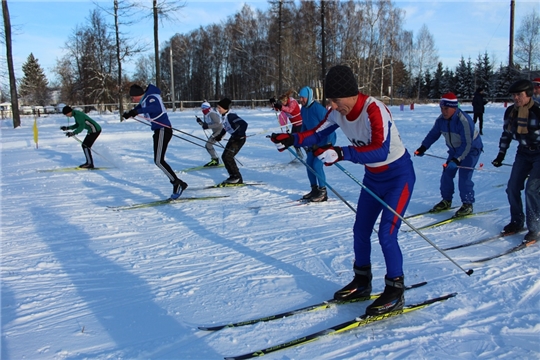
[{"xmin": 6, "ymin": 0, "xmax": 540, "ymax": 82}]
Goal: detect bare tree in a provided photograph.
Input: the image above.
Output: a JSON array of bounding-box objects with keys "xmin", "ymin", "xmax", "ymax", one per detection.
[
  {"xmin": 2, "ymin": 0, "xmax": 20, "ymax": 127},
  {"xmin": 514, "ymin": 9, "xmax": 540, "ymax": 73},
  {"xmin": 138, "ymin": 0, "xmax": 185, "ymax": 89},
  {"xmin": 413, "ymin": 24, "xmax": 438, "ymax": 100},
  {"xmin": 95, "ymin": 0, "xmax": 145, "ymax": 119}
]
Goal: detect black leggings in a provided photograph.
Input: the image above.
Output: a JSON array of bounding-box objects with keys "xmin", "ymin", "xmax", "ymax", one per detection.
[
  {"xmin": 153, "ymin": 128, "xmax": 178, "ymax": 183},
  {"xmin": 82, "ymin": 131, "xmax": 101, "ymax": 165}
]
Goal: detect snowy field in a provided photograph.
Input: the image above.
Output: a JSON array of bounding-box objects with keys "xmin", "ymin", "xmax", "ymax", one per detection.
[{"xmin": 1, "ymin": 103, "xmax": 539, "ymax": 359}]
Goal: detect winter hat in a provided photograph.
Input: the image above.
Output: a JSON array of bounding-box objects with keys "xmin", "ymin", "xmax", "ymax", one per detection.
[
  {"xmin": 532, "ymin": 78, "xmax": 540, "ymax": 86},
  {"xmin": 129, "ymin": 84, "xmax": 145, "ymax": 96},
  {"xmin": 324, "ymin": 65, "xmax": 359, "ymax": 99},
  {"xmin": 508, "ymin": 79, "xmax": 533, "ymax": 97},
  {"xmin": 299, "ymin": 86, "xmax": 314, "ymax": 106},
  {"xmin": 62, "ymin": 105, "xmax": 73, "ymax": 115},
  {"xmin": 440, "ymin": 92, "xmax": 459, "ymax": 108},
  {"xmin": 201, "ymin": 101, "xmax": 211, "ymax": 110},
  {"xmin": 217, "ymin": 98, "xmax": 232, "ymax": 110}
]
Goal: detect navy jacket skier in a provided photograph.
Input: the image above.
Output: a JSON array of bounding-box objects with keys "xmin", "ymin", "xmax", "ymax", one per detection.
[
  {"xmin": 123, "ymin": 84, "xmax": 187, "ymax": 199},
  {"xmin": 415, "ymin": 92, "xmax": 483, "ymax": 217}
]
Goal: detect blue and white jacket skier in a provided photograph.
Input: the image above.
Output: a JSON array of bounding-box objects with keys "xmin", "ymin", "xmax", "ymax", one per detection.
[{"xmin": 134, "ymin": 84, "xmax": 171, "ymax": 131}]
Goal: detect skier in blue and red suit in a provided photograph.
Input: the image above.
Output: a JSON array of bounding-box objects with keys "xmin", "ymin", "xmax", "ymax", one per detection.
[{"xmin": 271, "ymin": 65, "xmax": 416, "ymax": 316}]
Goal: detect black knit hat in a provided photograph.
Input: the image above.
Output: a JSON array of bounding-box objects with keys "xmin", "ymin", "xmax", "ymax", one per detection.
[
  {"xmin": 217, "ymin": 98, "xmax": 232, "ymax": 110},
  {"xmin": 129, "ymin": 84, "xmax": 145, "ymax": 96},
  {"xmin": 325, "ymin": 65, "xmax": 359, "ymax": 99},
  {"xmin": 62, "ymin": 105, "xmax": 73, "ymax": 115}
]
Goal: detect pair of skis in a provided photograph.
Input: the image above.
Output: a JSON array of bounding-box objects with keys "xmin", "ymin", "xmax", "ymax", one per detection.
[
  {"xmin": 108, "ymin": 195, "xmax": 229, "ymax": 211},
  {"xmin": 197, "ymin": 281, "xmax": 456, "ymax": 359}
]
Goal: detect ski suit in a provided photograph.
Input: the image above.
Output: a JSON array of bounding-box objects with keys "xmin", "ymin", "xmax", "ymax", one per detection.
[
  {"xmin": 420, "ymin": 108, "xmax": 483, "ymax": 204},
  {"xmin": 202, "ymin": 109, "xmax": 224, "ymax": 160},
  {"xmin": 293, "ymin": 92, "xmax": 415, "ymax": 279},
  {"xmin": 300, "ymin": 98, "xmax": 336, "ymax": 188},
  {"xmin": 216, "ymin": 111, "xmax": 248, "ymax": 181},
  {"xmin": 133, "ymin": 84, "xmax": 181, "ymax": 185},
  {"xmin": 65, "ymin": 109, "xmax": 101, "ymax": 166}
]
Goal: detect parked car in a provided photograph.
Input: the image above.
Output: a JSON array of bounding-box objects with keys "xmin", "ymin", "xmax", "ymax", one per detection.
[
  {"xmin": 44, "ymin": 106, "xmax": 56, "ymax": 114},
  {"xmin": 20, "ymin": 106, "xmax": 33, "ymax": 115},
  {"xmin": 33, "ymin": 106, "xmax": 45, "ymax": 115}
]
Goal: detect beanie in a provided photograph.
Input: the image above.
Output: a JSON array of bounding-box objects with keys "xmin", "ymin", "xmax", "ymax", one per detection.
[
  {"xmin": 62, "ymin": 105, "xmax": 73, "ymax": 115},
  {"xmin": 217, "ymin": 98, "xmax": 232, "ymax": 110},
  {"xmin": 201, "ymin": 101, "xmax": 211, "ymax": 110},
  {"xmin": 324, "ymin": 65, "xmax": 359, "ymax": 99},
  {"xmin": 129, "ymin": 84, "xmax": 145, "ymax": 96},
  {"xmin": 440, "ymin": 92, "xmax": 459, "ymax": 108},
  {"xmin": 532, "ymin": 78, "xmax": 540, "ymax": 85}
]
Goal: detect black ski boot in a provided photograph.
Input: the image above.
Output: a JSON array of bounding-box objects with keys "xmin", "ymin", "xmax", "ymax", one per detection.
[
  {"xmin": 302, "ymin": 185, "xmax": 319, "ymax": 200},
  {"xmin": 502, "ymin": 221, "xmax": 524, "ymax": 235},
  {"xmin": 334, "ymin": 265, "xmax": 372, "ymax": 301},
  {"xmin": 310, "ymin": 187, "xmax": 328, "ymax": 202},
  {"xmin": 171, "ymin": 179, "xmax": 188, "ymax": 199},
  {"xmin": 365, "ymin": 276, "xmax": 404, "ymax": 316}
]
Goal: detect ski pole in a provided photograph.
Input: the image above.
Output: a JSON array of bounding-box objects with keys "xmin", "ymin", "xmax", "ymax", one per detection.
[
  {"xmin": 71, "ymin": 135, "xmax": 115, "ymax": 167},
  {"xmin": 285, "ymin": 146, "xmax": 357, "ymax": 214},
  {"xmin": 136, "ymin": 114, "xmax": 225, "ymax": 150},
  {"xmin": 132, "ymin": 117, "xmax": 207, "ymax": 149},
  {"xmin": 333, "ymin": 162, "xmax": 474, "ymax": 276}
]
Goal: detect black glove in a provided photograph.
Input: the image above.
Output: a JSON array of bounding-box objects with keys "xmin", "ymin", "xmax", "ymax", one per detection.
[
  {"xmin": 269, "ymin": 97, "xmax": 276, "ymax": 104},
  {"xmin": 270, "ymin": 132, "xmax": 294, "ymax": 152},
  {"xmin": 214, "ymin": 130, "xmax": 225, "ymax": 142},
  {"xmin": 60, "ymin": 126, "xmax": 69, "ymax": 131},
  {"xmin": 414, "ymin": 145, "xmax": 426, "ymax": 157},
  {"xmin": 273, "ymin": 102, "xmax": 282, "ymax": 110},
  {"xmin": 492, "ymin": 153, "xmax": 505, "ymax": 167},
  {"xmin": 65, "ymin": 132, "xmax": 75, "ymax": 137},
  {"xmin": 196, "ymin": 118, "xmax": 209, "ymax": 130},
  {"xmin": 122, "ymin": 109, "xmax": 139, "ymax": 119}
]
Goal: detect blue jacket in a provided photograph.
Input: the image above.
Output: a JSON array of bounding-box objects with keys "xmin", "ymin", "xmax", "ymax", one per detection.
[
  {"xmin": 421, "ymin": 108, "xmax": 483, "ymax": 162},
  {"xmin": 300, "ymin": 101, "xmax": 336, "ymax": 148},
  {"xmin": 134, "ymin": 84, "xmax": 171, "ymax": 130}
]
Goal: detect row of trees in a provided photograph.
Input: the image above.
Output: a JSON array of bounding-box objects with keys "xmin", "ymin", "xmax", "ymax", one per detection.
[{"xmin": 5, "ymin": 1, "xmax": 540, "ymax": 120}]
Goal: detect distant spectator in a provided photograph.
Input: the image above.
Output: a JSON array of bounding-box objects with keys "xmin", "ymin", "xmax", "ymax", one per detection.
[{"xmin": 472, "ymin": 87, "xmax": 488, "ymax": 135}]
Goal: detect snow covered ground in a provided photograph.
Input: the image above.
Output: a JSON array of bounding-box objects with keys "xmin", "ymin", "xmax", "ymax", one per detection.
[{"xmin": 1, "ymin": 103, "xmax": 539, "ymax": 360}]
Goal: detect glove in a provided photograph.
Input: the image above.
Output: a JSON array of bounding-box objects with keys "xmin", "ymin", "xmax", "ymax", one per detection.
[
  {"xmin": 214, "ymin": 132, "xmax": 224, "ymax": 142},
  {"xmin": 60, "ymin": 126, "xmax": 69, "ymax": 131},
  {"xmin": 65, "ymin": 132, "xmax": 75, "ymax": 137},
  {"xmin": 443, "ymin": 158, "xmax": 460, "ymax": 171},
  {"xmin": 314, "ymin": 145, "xmax": 344, "ymax": 166},
  {"xmin": 414, "ymin": 145, "xmax": 427, "ymax": 157},
  {"xmin": 270, "ymin": 132, "xmax": 294, "ymax": 152},
  {"xmin": 122, "ymin": 109, "xmax": 138, "ymax": 119},
  {"xmin": 492, "ymin": 153, "xmax": 505, "ymax": 167},
  {"xmin": 196, "ymin": 118, "xmax": 209, "ymax": 130},
  {"xmin": 269, "ymin": 97, "xmax": 276, "ymax": 104},
  {"xmin": 273, "ymin": 102, "xmax": 282, "ymax": 110}
]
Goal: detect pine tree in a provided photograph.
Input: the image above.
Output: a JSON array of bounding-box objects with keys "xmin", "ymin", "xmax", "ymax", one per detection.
[
  {"xmin": 474, "ymin": 52, "xmax": 493, "ymax": 96},
  {"xmin": 429, "ymin": 62, "xmax": 444, "ymax": 99},
  {"xmin": 19, "ymin": 53, "xmax": 50, "ymax": 106}
]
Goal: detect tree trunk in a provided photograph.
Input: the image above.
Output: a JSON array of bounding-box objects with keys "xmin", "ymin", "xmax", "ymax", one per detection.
[{"xmin": 2, "ymin": 0, "xmax": 20, "ymax": 128}]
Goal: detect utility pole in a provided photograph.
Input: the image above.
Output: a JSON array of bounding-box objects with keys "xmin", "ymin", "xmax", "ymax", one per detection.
[
  {"xmin": 509, "ymin": 0, "xmax": 515, "ymax": 68},
  {"xmin": 170, "ymin": 47, "xmax": 175, "ymax": 112},
  {"xmin": 278, "ymin": 0, "xmax": 283, "ymax": 95}
]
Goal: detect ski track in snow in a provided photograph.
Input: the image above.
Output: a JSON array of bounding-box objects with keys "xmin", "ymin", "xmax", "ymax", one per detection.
[{"xmin": 1, "ymin": 104, "xmax": 539, "ymax": 359}]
